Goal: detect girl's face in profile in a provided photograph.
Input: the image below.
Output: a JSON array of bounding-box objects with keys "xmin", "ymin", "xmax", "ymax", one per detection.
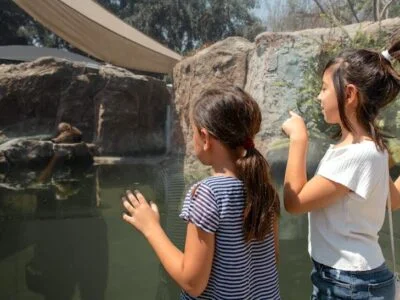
[
  {"xmin": 318, "ymin": 67, "xmax": 341, "ymax": 125},
  {"xmin": 191, "ymin": 120, "xmax": 209, "ymax": 165},
  {"xmin": 191, "ymin": 122, "xmax": 203, "ymax": 158}
]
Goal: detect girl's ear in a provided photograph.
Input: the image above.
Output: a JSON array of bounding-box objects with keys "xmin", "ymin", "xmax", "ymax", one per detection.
[
  {"xmin": 346, "ymin": 84, "xmax": 358, "ymax": 108},
  {"xmin": 200, "ymin": 128, "xmax": 211, "ymax": 151}
]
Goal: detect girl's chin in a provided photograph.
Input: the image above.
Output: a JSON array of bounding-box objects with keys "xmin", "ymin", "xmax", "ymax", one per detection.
[
  {"xmin": 323, "ymin": 117, "xmax": 338, "ymax": 125},
  {"xmin": 323, "ymin": 115, "xmax": 333, "ymax": 124}
]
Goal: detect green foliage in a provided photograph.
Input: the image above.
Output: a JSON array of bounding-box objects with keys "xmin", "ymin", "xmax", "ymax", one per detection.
[
  {"xmin": 265, "ymin": 0, "xmax": 400, "ymax": 34},
  {"xmin": 388, "ymin": 138, "xmax": 400, "ymax": 164},
  {"xmin": 1, "ymin": 0, "xmax": 263, "ymax": 56},
  {"xmin": 98, "ymin": 0, "xmax": 263, "ymax": 54},
  {"xmin": 0, "ymin": 0, "xmax": 88, "ymax": 57},
  {"xmin": 296, "ymin": 28, "xmax": 397, "ymax": 138}
]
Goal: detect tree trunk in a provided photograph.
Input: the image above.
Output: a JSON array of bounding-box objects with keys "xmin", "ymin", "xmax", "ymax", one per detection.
[
  {"xmin": 313, "ymin": 0, "xmax": 327, "ymax": 16},
  {"xmin": 380, "ymin": 0, "xmax": 394, "ymax": 20},
  {"xmin": 373, "ymin": 0, "xmax": 379, "ymax": 21},
  {"xmin": 346, "ymin": 0, "xmax": 360, "ymax": 23}
]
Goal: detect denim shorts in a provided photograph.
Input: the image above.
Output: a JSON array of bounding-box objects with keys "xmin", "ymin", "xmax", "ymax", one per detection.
[{"xmin": 310, "ymin": 259, "xmax": 395, "ymax": 300}]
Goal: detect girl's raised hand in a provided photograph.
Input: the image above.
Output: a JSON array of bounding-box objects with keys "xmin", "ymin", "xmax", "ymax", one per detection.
[
  {"xmin": 282, "ymin": 111, "xmax": 308, "ymax": 140},
  {"xmin": 122, "ymin": 190, "xmax": 160, "ymax": 238}
]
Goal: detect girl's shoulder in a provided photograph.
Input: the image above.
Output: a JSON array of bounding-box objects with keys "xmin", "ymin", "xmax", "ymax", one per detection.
[
  {"xmin": 193, "ymin": 175, "xmax": 242, "ymax": 186},
  {"xmin": 327, "ymin": 140, "xmax": 387, "ymax": 160},
  {"xmin": 189, "ymin": 176, "xmax": 243, "ymax": 197},
  {"xmin": 319, "ymin": 141, "xmax": 388, "ymax": 177}
]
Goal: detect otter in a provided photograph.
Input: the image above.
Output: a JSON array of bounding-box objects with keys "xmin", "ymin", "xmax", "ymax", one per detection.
[{"xmin": 51, "ymin": 122, "xmax": 82, "ymax": 144}]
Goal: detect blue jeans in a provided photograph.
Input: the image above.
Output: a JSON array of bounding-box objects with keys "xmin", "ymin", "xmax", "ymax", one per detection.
[{"xmin": 311, "ymin": 259, "xmax": 395, "ymax": 299}]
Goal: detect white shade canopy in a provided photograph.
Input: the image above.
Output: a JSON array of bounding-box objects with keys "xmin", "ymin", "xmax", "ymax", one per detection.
[
  {"xmin": 0, "ymin": 45, "xmax": 99, "ymax": 67},
  {"xmin": 13, "ymin": 0, "xmax": 182, "ymax": 73}
]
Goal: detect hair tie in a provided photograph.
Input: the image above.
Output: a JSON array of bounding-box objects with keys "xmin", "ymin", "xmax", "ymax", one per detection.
[
  {"xmin": 381, "ymin": 50, "xmax": 393, "ymax": 62},
  {"xmin": 243, "ymin": 137, "xmax": 255, "ymax": 150}
]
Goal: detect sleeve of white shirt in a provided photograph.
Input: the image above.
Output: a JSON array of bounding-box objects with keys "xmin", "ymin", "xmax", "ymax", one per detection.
[{"xmin": 316, "ymin": 147, "xmax": 384, "ymax": 200}]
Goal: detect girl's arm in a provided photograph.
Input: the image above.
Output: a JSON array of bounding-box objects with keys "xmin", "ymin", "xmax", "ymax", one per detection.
[
  {"xmin": 284, "ymin": 174, "xmax": 349, "ymax": 214},
  {"xmin": 282, "ymin": 112, "xmax": 349, "ymax": 214},
  {"xmin": 273, "ymin": 216, "xmax": 279, "ymax": 264},
  {"xmin": 390, "ymin": 177, "xmax": 400, "ymax": 210},
  {"xmin": 283, "ymin": 136, "xmax": 349, "ymax": 214},
  {"xmin": 122, "ymin": 191, "xmax": 214, "ymax": 297},
  {"xmin": 145, "ymin": 222, "xmax": 214, "ymax": 297}
]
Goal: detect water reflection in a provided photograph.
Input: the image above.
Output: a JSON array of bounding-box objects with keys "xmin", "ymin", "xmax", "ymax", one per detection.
[
  {"xmin": 0, "ymin": 158, "xmax": 186, "ymax": 300},
  {"xmin": 0, "ymin": 164, "xmax": 108, "ymax": 300},
  {"xmin": 1, "ymin": 155, "xmax": 400, "ymax": 299},
  {"xmin": 26, "ymin": 216, "xmax": 108, "ymax": 300}
]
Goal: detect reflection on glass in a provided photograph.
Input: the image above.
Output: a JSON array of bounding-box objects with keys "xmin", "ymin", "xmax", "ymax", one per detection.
[{"xmin": 1, "ymin": 148, "xmax": 400, "ymax": 299}]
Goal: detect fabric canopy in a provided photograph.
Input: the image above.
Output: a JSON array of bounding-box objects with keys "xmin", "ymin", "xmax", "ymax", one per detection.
[
  {"xmin": 13, "ymin": 0, "xmax": 182, "ymax": 74},
  {"xmin": 0, "ymin": 45, "xmax": 99, "ymax": 67}
]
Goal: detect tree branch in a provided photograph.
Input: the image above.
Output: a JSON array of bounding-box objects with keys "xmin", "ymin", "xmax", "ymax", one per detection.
[
  {"xmin": 313, "ymin": 0, "xmax": 327, "ymax": 16},
  {"xmin": 346, "ymin": 0, "xmax": 360, "ymax": 23},
  {"xmin": 373, "ymin": 0, "xmax": 379, "ymax": 21},
  {"xmin": 380, "ymin": 0, "xmax": 394, "ymax": 20}
]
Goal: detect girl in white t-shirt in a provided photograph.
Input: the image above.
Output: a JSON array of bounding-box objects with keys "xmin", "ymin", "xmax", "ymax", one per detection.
[{"xmin": 282, "ymin": 32, "xmax": 400, "ymax": 299}]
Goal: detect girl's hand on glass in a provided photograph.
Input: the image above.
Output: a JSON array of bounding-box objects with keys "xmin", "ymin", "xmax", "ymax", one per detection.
[
  {"xmin": 282, "ymin": 111, "xmax": 308, "ymax": 141},
  {"xmin": 122, "ymin": 190, "xmax": 160, "ymax": 238}
]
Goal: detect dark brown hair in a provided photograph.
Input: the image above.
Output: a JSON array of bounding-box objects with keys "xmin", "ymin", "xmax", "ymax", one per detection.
[
  {"xmin": 323, "ymin": 29, "xmax": 400, "ymax": 150},
  {"xmin": 191, "ymin": 86, "xmax": 279, "ymax": 242}
]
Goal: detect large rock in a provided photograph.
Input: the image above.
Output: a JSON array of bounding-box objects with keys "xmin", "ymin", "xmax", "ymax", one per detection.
[
  {"xmin": 0, "ymin": 139, "xmax": 54, "ymax": 166},
  {"xmin": 172, "ymin": 37, "xmax": 254, "ymax": 157},
  {"xmin": 0, "ymin": 57, "xmax": 172, "ymax": 155},
  {"xmin": 246, "ymin": 18, "xmax": 400, "ymax": 154},
  {"xmin": 0, "ymin": 138, "xmax": 95, "ymax": 168},
  {"xmin": 173, "ymin": 18, "xmax": 400, "ymax": 169}
]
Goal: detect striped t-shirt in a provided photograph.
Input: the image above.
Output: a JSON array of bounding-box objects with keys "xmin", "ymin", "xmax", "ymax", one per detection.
[{"xmin": 179, "ymin": 176, "xmax": 280, "ymax": 300}]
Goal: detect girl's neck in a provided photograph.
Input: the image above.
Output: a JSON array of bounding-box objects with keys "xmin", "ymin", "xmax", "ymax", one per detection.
[
  {"xmin": 339, "ymin": 126, "xmax": 371, "ymax": 145},
  {"xmin": 338, "ymin": 112, "xmax": 372, "ymax": 144},
  {"xmin": 210, "ymin": 147, "xmax": 239, "ymax": 178},
  {"xmin": 207, "ymin": 138, "xmax": 240, "ymax": 178},
  {"xmin": 211, "ymin": 161, "xmax": 238, "ymax": 178}
]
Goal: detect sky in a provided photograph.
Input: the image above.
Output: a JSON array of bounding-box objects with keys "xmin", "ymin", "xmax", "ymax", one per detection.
[{"xmin": 254, "ymin": 1, "xmax": 269, "ymax": 21}]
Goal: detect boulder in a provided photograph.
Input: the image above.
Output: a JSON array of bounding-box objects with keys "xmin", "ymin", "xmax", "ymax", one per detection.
[
  {"xmin": 0, "ymin": 57, "xmax": 172, "ymax": 156},
  {"xmin": 172, "ymin": 18, "xmax": 400, "ymax": 171},
  {"xmin": 0, "ymin": 138, "xmax": 95, "ymax": 167},
  {"xmin": 172, "ymin": 37, "xmax": 254, "ymax": 156}
]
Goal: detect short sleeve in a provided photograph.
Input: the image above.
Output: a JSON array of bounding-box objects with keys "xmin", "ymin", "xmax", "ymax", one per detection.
[
  {"xmin": 179, "ymin": 182, "xmax": 220, "ymax": 233},
  {"xmin": 316, "ymin": 147, "xmax": 386, "ymax": 200}
]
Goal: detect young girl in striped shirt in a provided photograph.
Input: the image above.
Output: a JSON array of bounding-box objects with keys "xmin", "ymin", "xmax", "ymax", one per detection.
[
  {"xmin": 122, "ymin": 86, "xmax": 281, "ymax": 299},
  {"xmin": 282, "ymin": 31, "xmax": 400, "ymax": 299}
]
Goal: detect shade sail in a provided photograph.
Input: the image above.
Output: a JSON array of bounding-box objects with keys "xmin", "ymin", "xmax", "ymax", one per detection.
[
  {"xmin": 0, "ymin": 45, "xmax": 99, "ymax": 66},
  {"xmin": 13, "ymin": 0, "xmax": 182, "ymax": 73}
]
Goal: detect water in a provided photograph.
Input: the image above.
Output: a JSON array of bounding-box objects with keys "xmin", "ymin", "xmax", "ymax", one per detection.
[{"xmin": 1, "ymin": 158, "xmax": 400, "ymax": 300}]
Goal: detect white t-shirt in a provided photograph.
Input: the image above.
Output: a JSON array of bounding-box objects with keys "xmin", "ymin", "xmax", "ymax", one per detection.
[{"xmin": 308, "ymin": 140, "xmax": 389, "ymax": 271}]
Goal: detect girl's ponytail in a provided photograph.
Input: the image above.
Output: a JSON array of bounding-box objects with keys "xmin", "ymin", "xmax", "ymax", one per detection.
[
  {"xmin": 388, "ymin": 28, "xmax": 400, "ymax": 62},
  {"xmin": 383, "ymin": 28, "xmax": 400, "ymax": 89},
  {"xmin": 236, "ymin": 145, "xmax": 279, "ymax": 242}
]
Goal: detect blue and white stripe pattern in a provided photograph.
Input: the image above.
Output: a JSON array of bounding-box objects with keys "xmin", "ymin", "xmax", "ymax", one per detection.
[{"xmin": 179, "ymin": 176, "xmax": 280, "ymax": 300}]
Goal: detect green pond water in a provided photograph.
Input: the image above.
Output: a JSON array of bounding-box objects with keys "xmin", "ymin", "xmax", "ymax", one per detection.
[{"xmin": 1, "ymin": 158, "xmax": 400, "ymax": 300}]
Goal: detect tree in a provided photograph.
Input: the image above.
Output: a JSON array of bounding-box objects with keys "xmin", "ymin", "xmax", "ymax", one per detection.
[
  {"xmin": 0, "ymin": 0, "xmax": 33, "ymax": 45},
  {"xmin": 373, "ymin": 0, "xmax": 396, "ymax": 21},
  {"xmin": 312, "ymin": 0, "xmax": 399, "ymax": 24},
  {"xmin": 3, "ymin": 0, "xmax": 263, "ymax": 55},
  {"xmin": 0, "ymin": 0, "xmax": 75, "ymax": 50},
  {"xmin": 265, "ymin": 0, "xmax": 328, "ymax": 32},
  {"xmin": 97, "ymin": 0, "xmax": 263, "ymax": 53},
  {"xmin": 265, "ymin": 0, "xmax": 400, "ymax": 32}
]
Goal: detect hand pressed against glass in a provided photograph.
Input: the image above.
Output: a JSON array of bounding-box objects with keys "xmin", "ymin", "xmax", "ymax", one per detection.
[
  {"xmin": 122, "ymin": 190, "xmax": 160, "ymax": 238},
  {"xmin": 121, "ymin": 189, "xmax": 214, "ymax": 297}
]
